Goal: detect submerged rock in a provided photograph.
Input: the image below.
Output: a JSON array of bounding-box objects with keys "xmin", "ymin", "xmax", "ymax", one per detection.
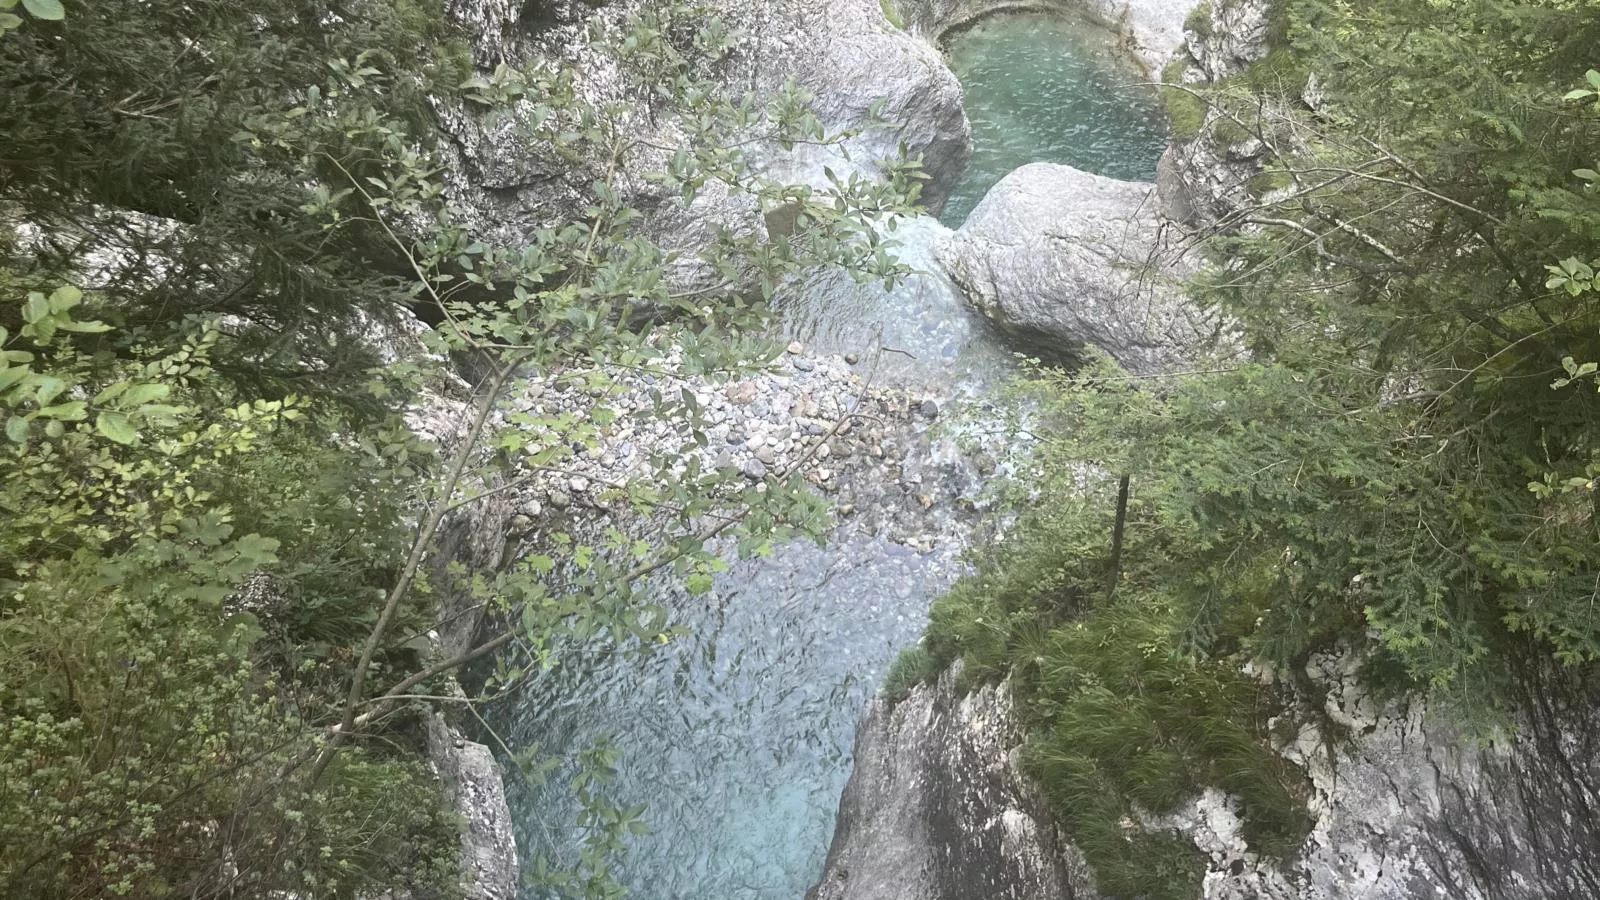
[
  {"xmin": 939, "ymin": 162, "xmax": 1217, "ymax": 372},
  {"xmin": 806, "ymin": 664, "xmax": 1096, "ymax": 900}
]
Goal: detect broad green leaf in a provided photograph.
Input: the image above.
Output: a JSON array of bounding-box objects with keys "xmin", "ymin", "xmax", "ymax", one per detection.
[
  {"xmin": 20, "ymin": 0, "xmax": 62, "ymax": 20},
  {"xmin": 37, "ymin": 400, "xmax": 87, "ymax": 421},
  {"xmin": 96, "ymin": 411, "xmax": 137, "ymax": 444},
  {"xmin": 5, "ymin": 416, "xmax": 27, "ymax": 443},
  {"xmin": 22, "ymin": 292, "xmax": 48, "ymax": 323},
  {"xmin": 0, "ymin": 12, "xmax": 21, "ymax": 27}
]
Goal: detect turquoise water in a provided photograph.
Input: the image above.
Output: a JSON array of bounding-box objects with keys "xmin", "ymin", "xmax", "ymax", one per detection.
[
  {"xmin": 492, "ymin": 531, "xmax": 964, "ymax": 899},
  {"xmin": 938, "ymin": 12, "xmax": 1169, "ymax": 226}
]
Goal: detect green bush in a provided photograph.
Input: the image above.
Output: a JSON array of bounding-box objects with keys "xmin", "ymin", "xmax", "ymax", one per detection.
[
  {"xmin": 1161, "ymin": 58, "xmax": 1209, "ymax": 142},
  {"xmin": 881, "ymin": 644, "xmax": 938, "ymax": 704},
  {"xmin": 925, "ymin": 469, "xmax": 1311, "ymax": 898}
]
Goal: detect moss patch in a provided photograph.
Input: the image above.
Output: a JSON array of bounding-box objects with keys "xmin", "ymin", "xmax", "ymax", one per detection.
[{"xmin": 1161, "ymin": 58, "xmax": 1209, "ymax": 142}]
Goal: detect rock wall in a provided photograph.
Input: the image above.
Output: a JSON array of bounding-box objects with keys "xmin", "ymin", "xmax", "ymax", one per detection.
[
  {"xmin": 428, "ymin": 715, "xmax": 521, "ymax": 900},
  {"xmin": 812, "ymin": 655, "xmax": 1600, "ymax": 900},
  {"xmin": 807, "ymin": 665, "xmax": 1097, "ymax": 900},
  {"xmin": 1169, "ymin": 652, "xmax": 1600, "ymax": 900},
  {"xmin": 1157, "ymin": 0, "xmax": 1278, "ymax": 228}
]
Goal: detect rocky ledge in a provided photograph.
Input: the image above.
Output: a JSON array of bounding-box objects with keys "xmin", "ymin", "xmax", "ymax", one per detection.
[{"xmin": 807, "ymin": 664, "xmax": 1097, "ymax": 900}]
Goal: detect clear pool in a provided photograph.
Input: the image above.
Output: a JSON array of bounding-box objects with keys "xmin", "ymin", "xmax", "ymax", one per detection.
[{"xmin": 938, "ymin": 11, "xmax": 1169, "ymax": 226}]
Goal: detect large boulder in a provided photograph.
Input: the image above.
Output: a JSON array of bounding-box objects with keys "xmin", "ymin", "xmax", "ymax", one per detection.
[
  {"xmin": 938, "ymin": 162, "xmax": 1217, "ymax": 372},
  {"xmin": 807, "ymin": 665, "xmax": 1096, "ymax": 900}
]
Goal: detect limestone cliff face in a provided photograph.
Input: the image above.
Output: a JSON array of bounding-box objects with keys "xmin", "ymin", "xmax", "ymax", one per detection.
[
  {"xmin": 807, "ymin": 666, "xmax": 1097, "ymax": 900},
  {"xmin": 809, "ymin": 654, "xmax": 1600, "ymax": 900}
]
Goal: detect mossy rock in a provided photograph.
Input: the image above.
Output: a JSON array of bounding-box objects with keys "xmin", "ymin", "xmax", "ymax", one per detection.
[
  {"xmin": 1183, "ymin": 0, "xmax": 1214, "ymax": 40},
  {"xmin": 1161, "ymin": 59, "xmax": 1209, "ymax": 142}
]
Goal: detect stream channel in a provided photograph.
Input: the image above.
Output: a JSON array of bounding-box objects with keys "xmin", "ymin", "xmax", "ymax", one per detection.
[{"xmin": 487, "ymin": 10, "xmax": 1167, "ymax": 899}]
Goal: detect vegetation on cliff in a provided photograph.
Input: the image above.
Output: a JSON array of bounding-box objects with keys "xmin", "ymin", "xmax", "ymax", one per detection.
[{"xmin": 920, "ymin": 0, "xmax": 1600, "ymax": 894}]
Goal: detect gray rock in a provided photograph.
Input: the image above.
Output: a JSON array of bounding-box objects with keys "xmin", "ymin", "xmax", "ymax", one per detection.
[
  {"xmin": 1158, "ymin": 0, "xmax": 1278, "ymax": 227},
  {"xmin": 918, "ymin": 398, "xmax": 940, "ymax": 419},
  {"xmin": 547, "ymin": 489, "xmax": 572, "ymax": 509},
  {"xmin": 427, "ymin": 715, "xmax": 519, "ymax": 900},
  {"xmin": 807, "ymin": 664, "xmax": 1096, "ymax": 900},
  {"xmin": 439, "ymin": 0, "xmax": 973, "ymax": 252},
  {"xmin": 740, "ymin": 458, "xmax": 769, "ymax": 480},
  {"xmin": 939, "ymin": 163, "xmax": 1218, "ymax": 373}
]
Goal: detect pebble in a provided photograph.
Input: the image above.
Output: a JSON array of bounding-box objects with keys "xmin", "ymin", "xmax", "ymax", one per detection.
[
  {"xmin": 569, "ymin": 476, "xmax": 590, "ymax": 493},
  {"xmin": 816, "ymin": 443, "xmax": 832, "ymax": 460},
  {"xmin": 844, "ymin": 353, "xmax": 859, "ymax": 365},
  {"xmin": 919, "ymin": 398, "xmax": 940, "ymax": 420},
  {"xmin": 741, "ymin": 458, "xmax": 768, "ymax": 480},
  {"xmin": 726, "ymin": 382, "xmax": 759, "ymax": 405},
  {"xmin": 786, "ymin": 341, "xmax": 805, "ymax": 355},
  {"xmin": 548, "ymin": 489, "xmax": 572, "ymax": 509},
  {"xmin": 726, "ymin": 430, "xmax": 746, "ymax": 445},
  {"xmin": 793, "ymin": 358, "xmax": 815, "ymax": 372},
  {"xmin": 755, "ymin": 446, "xmax": 777, "ymax": 465}
]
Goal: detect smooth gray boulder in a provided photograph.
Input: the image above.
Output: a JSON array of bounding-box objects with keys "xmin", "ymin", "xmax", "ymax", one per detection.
[
  {"xmin": 938, "ymin": 162, "xmax": 1216, "ymax": 372},
  {"xmin": 806, "ymin": 665, "xmax": 1097, "ymax": 900}
]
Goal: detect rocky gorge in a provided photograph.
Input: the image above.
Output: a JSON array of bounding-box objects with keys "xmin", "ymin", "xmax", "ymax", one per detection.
[{"xmin": 422, "ymin": 1, "xmax": 1600, "ymax": 899}]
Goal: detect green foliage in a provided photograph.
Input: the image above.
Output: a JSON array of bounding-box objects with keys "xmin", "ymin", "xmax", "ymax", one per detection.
[
  {"xmin": 1161, "ymin": 58, "xmax": 1209, "ymax": 142},
  {"xmin": 931, "ymin": 1, "xmax": 1600, "ymax": 891},
  {"xmin": 880, "ymin": 644, "xmax": 938, "ymax": 704},
  {"xmin": 926, "ymin": 456, "xmax": 1310, "ymax": 897},
  {"xmin": 3, "ymin": 0, "xmax": 923, "ymax": 894}
]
